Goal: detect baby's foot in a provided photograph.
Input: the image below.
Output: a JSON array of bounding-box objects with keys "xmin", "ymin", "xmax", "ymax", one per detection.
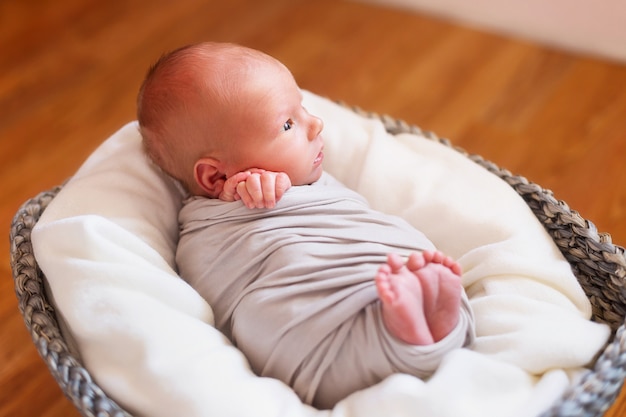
[
  {"xmin": 407, "ymin": 250, "xmax": 463, "ymax": 342},
  {"xmin": 375, "ymin": 253, "xmax": 434, "ymax": 345}
]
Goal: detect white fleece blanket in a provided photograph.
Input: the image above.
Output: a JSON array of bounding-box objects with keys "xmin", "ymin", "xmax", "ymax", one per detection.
[{"xmin": 32, "ymin": 91, "xmax": 610, "ymax": 417}]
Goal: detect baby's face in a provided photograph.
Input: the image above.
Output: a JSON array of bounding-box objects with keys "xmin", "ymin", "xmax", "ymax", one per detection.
[{"xmin": 223, "ymin": 61, "xmax": 325, "ymax": 186}]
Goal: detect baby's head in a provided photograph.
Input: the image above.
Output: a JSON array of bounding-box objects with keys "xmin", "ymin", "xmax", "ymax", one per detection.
[{"xmin": 137, "ymin": 42, "xmax": 324, "ymax": 197}]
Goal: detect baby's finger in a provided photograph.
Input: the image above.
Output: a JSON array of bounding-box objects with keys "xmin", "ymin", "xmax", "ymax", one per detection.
[
  {"xmin": 244, "ymin": 173, "xmax": 265, "ymax": 208},
  {"xmin": 231, "ymin": 171, "xmax": 251, "ymax": 183},
  {"xmin": 260, "ymin": 173, "xmax": 277, "ymax": 208},
  {"xmin": 215, "ymin": 178, "xmax": 235, "ymax": 202},
  {"xmin": 275, "ymin": 173, "xmax": 292, "ymax": 200},
  {"xmin": 236, "ymin": 181, "xmax": 255, "ymax": 209},
  {"xmin": 247, "ymin": 168, "xmax": 266, "ymax": 175},
  {"xmin": 221, "ymin": 172, "xmax": 249, "ymax": 201}
]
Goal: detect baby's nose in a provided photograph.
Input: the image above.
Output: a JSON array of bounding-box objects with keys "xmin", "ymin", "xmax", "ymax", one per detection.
[{"xmin": 309, "ymin": 115, "xmax": 324, "ymax": 140}]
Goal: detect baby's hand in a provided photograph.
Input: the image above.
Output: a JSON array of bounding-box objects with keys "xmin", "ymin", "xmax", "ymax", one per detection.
[{"xmin": 219, "ymin": 169, "xmax": 291, "ymax": 209}]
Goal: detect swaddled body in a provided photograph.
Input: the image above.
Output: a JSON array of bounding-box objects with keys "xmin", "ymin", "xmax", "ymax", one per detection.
[{"xmin": 177, "ymin": 172, "xmax": 474, "ymax": 408}]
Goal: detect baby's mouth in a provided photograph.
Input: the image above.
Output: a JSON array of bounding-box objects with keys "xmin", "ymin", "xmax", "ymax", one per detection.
[{"xmin": 314, "ymin": 150, "xmax": 324, "ymax": 165}]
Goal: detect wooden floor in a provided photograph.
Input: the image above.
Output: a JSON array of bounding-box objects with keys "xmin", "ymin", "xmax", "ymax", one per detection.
[{"xmin": 2, "ymin": 0, "xmax": 625, "ymax": 416}]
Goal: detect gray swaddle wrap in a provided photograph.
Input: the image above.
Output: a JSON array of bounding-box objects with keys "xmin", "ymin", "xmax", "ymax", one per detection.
[{"xmin": 177, "ymin": 172, "xmax": 474, "ymax": 408}]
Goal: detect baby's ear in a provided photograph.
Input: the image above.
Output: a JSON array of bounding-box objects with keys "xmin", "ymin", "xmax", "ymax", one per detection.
[{"xmin": 194, "ymin": 158, "xmax": 226, "ymax": 198}]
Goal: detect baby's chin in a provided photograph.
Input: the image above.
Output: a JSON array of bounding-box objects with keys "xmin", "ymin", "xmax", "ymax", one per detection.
[
  {"xmin": 294, "ymin": 167, "xmax": 324, "ymax": 186},
  {"xmin": 310, "ymin": 165, "xmax": 324, "ymax": 184}
]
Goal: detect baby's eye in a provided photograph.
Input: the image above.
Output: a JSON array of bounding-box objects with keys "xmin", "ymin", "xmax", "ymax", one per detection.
[{"xmin": 282, "ymin": 119, "xmax": 294, "ymax": 131}]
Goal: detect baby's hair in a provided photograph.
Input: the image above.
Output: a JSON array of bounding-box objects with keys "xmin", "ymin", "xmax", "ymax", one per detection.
[{"xmin": 137, "ymin": 45, "xmax": 189, "ymax": 182}]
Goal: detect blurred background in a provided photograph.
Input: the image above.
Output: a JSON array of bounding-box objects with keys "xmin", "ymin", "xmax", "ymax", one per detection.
[
  {"xmin": 362, "ymin": 0, "xmax": 626, "ymax": 62},
  {"xmin": 2, "ymin": 0, "xmax": 625, "ymax": 416}
]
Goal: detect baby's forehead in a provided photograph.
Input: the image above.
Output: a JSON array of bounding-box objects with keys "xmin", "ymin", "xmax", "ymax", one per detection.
[{"xmin": 184, "ymin": 49, "xmax": 298, "ymax": 115}]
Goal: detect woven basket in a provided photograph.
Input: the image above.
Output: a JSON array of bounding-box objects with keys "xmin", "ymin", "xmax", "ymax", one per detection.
[{"xmin": 10, "ymin": 111, "xmax": 626, "ymax": 417}]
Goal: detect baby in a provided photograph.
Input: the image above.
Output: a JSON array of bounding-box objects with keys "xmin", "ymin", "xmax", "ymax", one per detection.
[{"xmin": 137, "ymin": 42, "xmax": 475, "ymax": 408}]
